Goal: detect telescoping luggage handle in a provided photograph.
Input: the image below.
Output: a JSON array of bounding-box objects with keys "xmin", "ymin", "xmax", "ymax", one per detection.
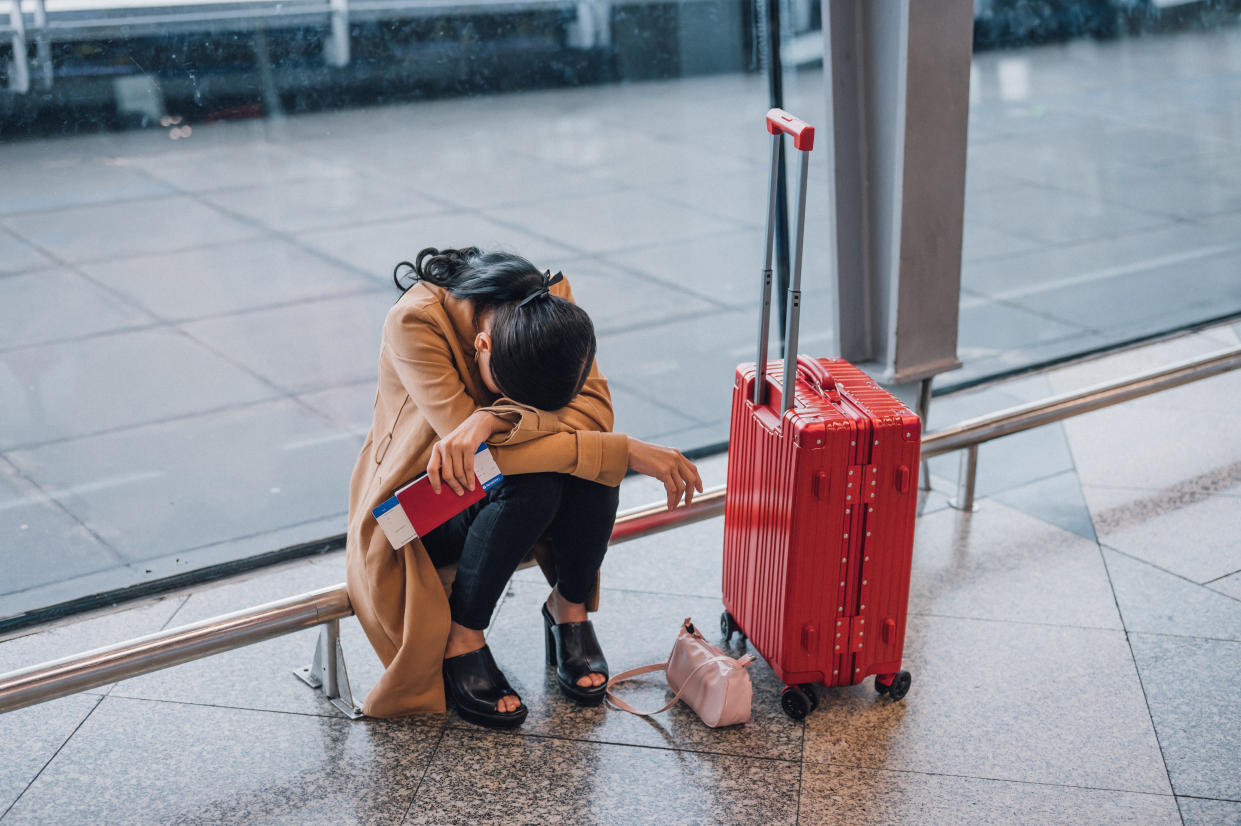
[{"xmin": 755, "ymin": 109, "xmax": 818, "ymax": 414}]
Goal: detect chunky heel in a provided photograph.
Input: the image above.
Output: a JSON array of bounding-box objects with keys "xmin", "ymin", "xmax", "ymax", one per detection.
[
  {"xmin": 544, "ymin": 617, "xmax": 558, "ymax": 667},
  {"xmin": 542, "ymin": 602, "xmax": 608, "ymax": 707}
]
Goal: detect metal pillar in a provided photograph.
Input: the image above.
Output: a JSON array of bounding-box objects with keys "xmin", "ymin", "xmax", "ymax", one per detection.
[
  {"xmin": 323, "ymin": 0, "xmax": 350, "ymax": 67},
  {"xmin": 824, "ymin": 0, "xmax": 972, "ymax": 385},
  {"xmin": 32, "ymin": 0, "xmax": 49, "ymax": 89},
  {"xmin": 7, "ymin": 0, "xmax": 30, "ymax": 93}
]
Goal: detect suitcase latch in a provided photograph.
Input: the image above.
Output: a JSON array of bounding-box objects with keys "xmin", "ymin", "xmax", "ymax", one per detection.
[
  {"xmin": 834, "ymin": 617, "xmax": 866, "ymax": 652},
  {"xmin": 849, "ymin": 616, "xmax": 866, "ymax": 652}
]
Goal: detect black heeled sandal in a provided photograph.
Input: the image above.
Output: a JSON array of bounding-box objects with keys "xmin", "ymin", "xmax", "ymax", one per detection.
[
  {"xmin": 442, "ymin": 645, "xmax": 528, "ymax": 729},
  {"xmin": 542, "ymin": 603, "xmax": 609, "ymax": 706}
]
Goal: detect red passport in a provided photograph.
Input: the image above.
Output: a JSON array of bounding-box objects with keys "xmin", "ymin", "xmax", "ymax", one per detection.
[{"xmin": 371, "ymin": 444, "xmax": 503, "ymax": 549}]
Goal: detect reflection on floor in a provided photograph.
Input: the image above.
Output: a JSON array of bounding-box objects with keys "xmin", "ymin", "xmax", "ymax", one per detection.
[
  {"xmin": 2, "ymin": 334, "xmax": 1241, "ymax": 824},
  {"xmin": 4, "ymin": 25, "xmax": 1241, "ymax": 618}
]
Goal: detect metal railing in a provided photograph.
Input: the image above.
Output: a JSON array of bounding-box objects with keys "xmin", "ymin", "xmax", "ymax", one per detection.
[
  {"xmin": 2, "ymin": 343, "xmax": 1239, "ymax": 716},
  {"xmin": 0, "ymin": 486, "xmax": 727, "ymax": 716}
]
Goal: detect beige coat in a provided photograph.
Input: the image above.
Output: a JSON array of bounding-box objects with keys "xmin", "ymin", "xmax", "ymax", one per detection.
[{"xmin": 345, "ymin": 277, "xmax": 629, "ymax": 718}]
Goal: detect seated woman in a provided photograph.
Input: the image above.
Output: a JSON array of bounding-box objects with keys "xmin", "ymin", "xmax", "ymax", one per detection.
[{"xmin": 345, "ymin": 246, "xmax": 702, "ymax": 729}]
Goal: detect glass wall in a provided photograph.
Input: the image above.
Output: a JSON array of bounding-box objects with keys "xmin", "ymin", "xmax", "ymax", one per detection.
[
  {"xmin": 958, "ymin": 0, "xmax": 1241, "ymax": 386},
  {"xmin": 0, "ymin": 0, "xmax": 772, "ymax": 622},
  {"xmin": 5, "ymin": 0, "xmax": 1241, "ymax": 622}
]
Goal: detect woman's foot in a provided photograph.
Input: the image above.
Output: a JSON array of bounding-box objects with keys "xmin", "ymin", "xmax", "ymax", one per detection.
[
  {"xmin": 444, "ymin": 622, "xmax": 522, "ymax": 715},
  {"xmin": 543, "ymin": 588, "xmax": 609, "ymax": 706}
]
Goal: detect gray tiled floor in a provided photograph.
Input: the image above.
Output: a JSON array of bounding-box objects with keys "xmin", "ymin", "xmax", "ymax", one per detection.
[
  {"xmin": 3, "ymin": 331, "xmax": 1240, "ymax": 821},
  {"xmin": 4, "ymin": 26, "xmax": 1241, "ymax": 631}
]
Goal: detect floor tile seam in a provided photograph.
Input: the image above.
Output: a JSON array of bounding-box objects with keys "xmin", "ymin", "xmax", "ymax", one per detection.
[
  {"xmin": 401, "ymin": 725, "xmax": 449, "ymax": 826},
  {"xmin": 593, "ymin": 226, "xmax": 758, "ymax": 261},
  {"xmin": 1100, "ymin": 544, "xmax": 1241, "ymax": 604},
  {"xmin": 1174, "ymin": 793, "xmax": 1241, "ymax": 804},
  {"xmin": 0, "ymin": 185, "xmax": 187, "ymax": 221},
  {"xmin": 178, "ymin": 182, "xmax": 429, "ymax": 285},
  {"xmin": 456, "ymin": 208, "xmax": 594, "ymax": 259},
  {"xmin": 563, "ymin": 253, "xmax": 735, "ymax": 314},
  {"xmin": 0, "ymin": 692, "xmax": 105, "ymax": 822},
  {"xmin": 102, "ymin": 274, "xmax": 387, "ymax": 330},
  {"xmin": 0, "ymin": 265, "xmax": 59, "ymax": 281},
  {"xmin": 151, "ymin": 509, "xmax": 348, "ymax": 561},
  {"xmin": 909, "ymin": 610, "xmax": 1124, "ymax": 634},
  {"xmin": 0, "ymin": 514, "xmax": 344, "ymax": 606},
  {"xmin": 477, "ymin": 206, "xmax": 752, "ymax": 260},
  {"xmin": 205, "ymin": 141, "xmax": 471, "ymax": 214},
  {"xmin": 0, "ymin": 453, "xmax": 130, "ymax": 567},
  {"xmin": 1204, "ymin": 569, "xmax": 1241, "ymax": 586},
  {"xmin": 433, "ymin": 174, "xmax": 639, "ymax": 216},
  {"xmin": 1004, "ymin": 168, "xmax": 1222, "ymax": 226},
  {"xmin": 947, "ymin": 465, "xmax": 1080, "ymax": 513},
  {"xmin": 1, "ymin": 382, "xmax": 374, "ymax": 453},
  {"xmin": 1098, "ymin": 549, "xmax": 1183, "ymax": 804},
  {"xmin": 440, "ymin": 721, "xmax": 803, "ymax": 765},
  {"xmin": 171, "ymin": 282, "xmax": 391, "ymax": 328},
  {"xmin": 124, "ymin": 163, "xmax": 368, "ymax": 206},
  {"xmin": 977, "ymin": 290, "xmax": 1107, "ymax": 336},
  {"xmin": 96, "ymin": 690, "xmax": 415, "ymax": 725},
  {"xmin": 1126, "ymin": 629, "xmax": 1241, "ymax": 647},
  {"xmin": 0, "ymin": 275, "xmax": 386, "ymax": 357},
  {"xmin": 1, "ymin": 386, "xmax": 281, "ymax": 448},
  {"xmin": 968, "ymin": 208, "xmax": 1183, "ymax": 251},
  {"xmin": 806, "ymin": 757, "xmax": 1181, "ymax": 799},
  {"xmin": 166, "ymin": 306, "xmax": 372, "ymax": 420},
  {"xmin": 604, "ymin": 378, "xmax": 714, "ymax": 427}
]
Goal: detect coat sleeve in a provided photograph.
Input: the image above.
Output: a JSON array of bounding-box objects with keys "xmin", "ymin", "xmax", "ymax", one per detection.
[
  {"xmin": 383, "ymin": 307, "xmax": 479, "ymax": 440},
  {"xmin": 385, "ymin": 302, "xmax": 628, "ymax": 486}
]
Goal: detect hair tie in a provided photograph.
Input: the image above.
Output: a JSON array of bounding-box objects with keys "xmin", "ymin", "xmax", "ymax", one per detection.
[{"xmin": 518, "ymin": 270, "xmax": 564, "ymax": 307}]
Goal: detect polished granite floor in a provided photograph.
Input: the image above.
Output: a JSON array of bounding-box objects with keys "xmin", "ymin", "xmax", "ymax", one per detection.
[
  {"xmin": 4, "ymin": 27, "xmax": 1241, "ymax": 625},
  {"xmin": 2, "ymin": 331, "xmax": 1241, "ymax": 824}
]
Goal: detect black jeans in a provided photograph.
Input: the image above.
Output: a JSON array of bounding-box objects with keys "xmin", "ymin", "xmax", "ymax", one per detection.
[{"xmin": 420, "ymin": 473, "xmax": 620, "ymax": 631}]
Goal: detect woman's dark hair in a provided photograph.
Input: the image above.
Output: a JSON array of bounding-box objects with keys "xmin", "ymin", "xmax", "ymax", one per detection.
[{"xmin": 393, "ymin": 247, "xmax": 597, "ymax": 412}]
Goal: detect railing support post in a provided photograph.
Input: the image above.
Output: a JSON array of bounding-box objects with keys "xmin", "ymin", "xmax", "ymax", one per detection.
[
  {"xmin": 917, "ymin": 377, "xmax": 933, "ymax": 491},
  {"xmin": 951, "ymin": 444, "xmax": 978, "ymax": 512},
  {"xmin": 293, "ymin": 619, "xmax": 363, "ymax": 719}
]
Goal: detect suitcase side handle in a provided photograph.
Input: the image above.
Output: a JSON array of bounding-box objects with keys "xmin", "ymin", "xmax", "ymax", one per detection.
[{"xmin": 796, "ymin": 356, "xmax": 841, "ymax": 404}]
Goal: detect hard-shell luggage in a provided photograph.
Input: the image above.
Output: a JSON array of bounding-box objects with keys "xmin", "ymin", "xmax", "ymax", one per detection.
[{"xmin": 720, "ymin": 109, "xmax": 922, "ymax": 721}]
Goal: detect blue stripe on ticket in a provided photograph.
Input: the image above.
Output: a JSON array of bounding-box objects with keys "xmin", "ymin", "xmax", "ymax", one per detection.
[{"xmin": 372, "ymin": 496, "xmax": 401, "ymax": 518}]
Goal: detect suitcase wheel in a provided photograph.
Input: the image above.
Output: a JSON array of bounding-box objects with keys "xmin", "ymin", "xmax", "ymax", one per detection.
[
  {"xmin": 720, "ymin": 611, "xmax": 743, "ymax": 643},
  {"xmin": 798, "ymin": 683, "xmax": 820, "ymax": 713},
  {"xmin": 875, "ymin": 671, "xmax": 912, "ymax": 702},
  {"xmin": 780, "ymin": 686, "xmax": 814, "ymax": 721}
]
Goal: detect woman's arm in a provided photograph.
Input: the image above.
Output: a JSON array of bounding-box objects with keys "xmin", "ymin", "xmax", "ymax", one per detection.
[{"xmin": 384, "ymin": 303, "xmax": 626, "ymax": 490}]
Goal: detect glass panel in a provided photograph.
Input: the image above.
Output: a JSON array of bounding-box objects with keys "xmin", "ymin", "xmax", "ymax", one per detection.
[
  {"xmin": 0, "ymin": 0, "xmax": 768, "ymax": 621},
  {"xmin": 957, "ymin": 0, "xmax": 1241, "ymax": 387}
]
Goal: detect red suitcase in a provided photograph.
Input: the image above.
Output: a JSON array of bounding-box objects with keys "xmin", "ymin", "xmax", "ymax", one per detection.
[{"xmin": 721, "ymin": 109, "xmax": 921, "ymax": 720}]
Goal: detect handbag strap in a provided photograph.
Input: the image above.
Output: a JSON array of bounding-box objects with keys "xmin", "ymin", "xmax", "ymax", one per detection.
[{"xmin": 605, "ymin": 655, "xmax": 750, "ymax": 717}]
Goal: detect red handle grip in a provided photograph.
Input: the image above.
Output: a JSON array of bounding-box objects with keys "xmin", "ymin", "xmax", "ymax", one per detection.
[
  {"xmin": 796, "ymin": 356, "xmax": 840, "ymax": 403},
  {"xmin": 766, "ymin": 108, "xmax": 815, "ymax": 151}
]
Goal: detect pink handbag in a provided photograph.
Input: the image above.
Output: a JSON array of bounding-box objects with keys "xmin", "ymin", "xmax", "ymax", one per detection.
[{"xmin": 605, "ymin": 618, "xmax": 757, "ymax": 727}]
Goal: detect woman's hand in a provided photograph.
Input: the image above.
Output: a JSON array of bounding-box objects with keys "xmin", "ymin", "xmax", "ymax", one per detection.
[
  {"xmin": 627, "ymin": 437, "xmax": 703, "ymax": 511},
  {"xmin": 427, "ymin": 411, "xmax": 510, "ymax": 496}
]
